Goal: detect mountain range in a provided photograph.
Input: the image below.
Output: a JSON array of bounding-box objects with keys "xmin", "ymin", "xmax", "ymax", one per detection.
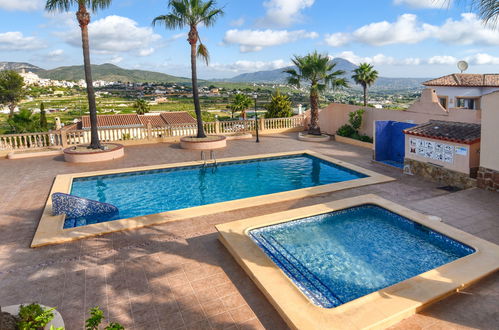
[
  {"xmin": 0, "ymin": 60, "xmax": 428, "ymax": 90},
  {"xmin": 222, "ymin": 58, "xmax": 428, "ymax": 91}
]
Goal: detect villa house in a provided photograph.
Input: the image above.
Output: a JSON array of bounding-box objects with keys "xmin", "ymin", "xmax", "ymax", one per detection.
[{"xmin": 423, "ymin": 74, "xmax": 499, "ymax": 111}]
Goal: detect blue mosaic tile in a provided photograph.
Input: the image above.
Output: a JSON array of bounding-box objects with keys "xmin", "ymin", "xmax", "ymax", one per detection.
[
  {"xmin": 249, "ymin": 204, "xmax": 475, "ymax": 309},
  {"xmin": 52, "ymin": 192, "xmax": 119, "ymax": 228}
]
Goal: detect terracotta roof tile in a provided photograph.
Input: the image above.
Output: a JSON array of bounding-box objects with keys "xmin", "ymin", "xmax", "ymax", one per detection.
[
  {"xmin": 80, "ymin": 112, "xmax": 196, "ymax": 129},
  {"xmin": 423, "ymin": 74, "xmax": 499, "ymax": 87},
  {"xmin": 404, "ymin": 120, "xmax": 481, "ymax": 144},
  {"xmin": 81, "ymin": 114, "xmax": 142, "ymax": 129},
  {"xmin": 160, "ymin": 112, "xmax": 196, "ymax": 125}
]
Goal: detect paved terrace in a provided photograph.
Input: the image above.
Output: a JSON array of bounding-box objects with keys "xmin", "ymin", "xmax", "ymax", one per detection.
[{"xmin": 0, "ymin": 133, "xmax": 497, "ymax": 330}]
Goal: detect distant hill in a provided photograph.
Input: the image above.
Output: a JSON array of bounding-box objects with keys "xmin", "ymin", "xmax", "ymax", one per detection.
[
  {"xmin": 223, "ymin": 58, "xmax": 357, "ymax": 83},
  {"xmin": 37, "ymin": 63, "xmax": 191, "ymax": 83},
  {"xmin": 0, "ymin": 62, "xmax": 43, "ymax": 73},
  {"xmin": 220, "ymin": 58, "xmax": 427, "ymax": 91}
]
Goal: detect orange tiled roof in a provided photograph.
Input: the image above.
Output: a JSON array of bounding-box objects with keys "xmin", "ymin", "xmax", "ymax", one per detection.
[
  {"xmin": 404, "ymin": 120, "xmax": 481, "ymax": 144},
  {"xmin": 160, "ymin": 112, "xmax": 196, "ymax": 125},
  {"xmin": 423, "ymin": 74, "xmax": 499, "ymax": 87},
  {"xmin": 80, "ymin": 112, "xmax": 196, "ymax": 129}
]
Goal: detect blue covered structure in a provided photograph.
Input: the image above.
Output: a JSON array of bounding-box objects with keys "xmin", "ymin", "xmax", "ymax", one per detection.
[{"xmin": 375, "ymin": 121, "xmax": 417, "ymax": 168}]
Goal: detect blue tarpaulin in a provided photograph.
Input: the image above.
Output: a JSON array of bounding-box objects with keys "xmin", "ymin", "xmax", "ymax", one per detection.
[{"xmin": 375, "ymin": 121, "xmax": 417, "ymax": 168}]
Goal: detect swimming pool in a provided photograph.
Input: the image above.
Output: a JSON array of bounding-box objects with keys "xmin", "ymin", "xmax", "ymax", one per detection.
[
  {"xmin": 249, "ymin": 204, "xmax": 475, "ymax": 308},
  {"xmin": 217, "ymin": 195, "xmax": 499, "ymax": 329},
  {"xmin": 66, "ymin": 154, "xmax": 367, "ymax": 228}
]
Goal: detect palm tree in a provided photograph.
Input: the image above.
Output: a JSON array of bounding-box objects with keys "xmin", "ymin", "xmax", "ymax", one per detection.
[
  {"xmin": 153, "ymin": 0, "xmax": 224, "ymax": 138},
  {"xmin": 230, "ymin": 94, "xmax": 253, "ymax": 119},
  {"xmin": 352, "ymin": 63, "xmax": 378, "ymax": 107},
  {"xmin": 466, "ymin": 0, "xmax": 499, "ymax": 24},
  {"xmin": 45, "ymin": 0, "xmax": 111, "ymax": 149},
  {"xmin": 133, "ymin": 99, "xmax": 150, "ymax": 115},
  {"xmin": 285, "ymin": 52, "xmax": 348, "ymax": 135}
]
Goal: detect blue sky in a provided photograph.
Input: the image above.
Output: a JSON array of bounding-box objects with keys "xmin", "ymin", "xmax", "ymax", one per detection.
[{"xmin": 0, "ymin": 0, "xmax": 498, "ymax": 79}]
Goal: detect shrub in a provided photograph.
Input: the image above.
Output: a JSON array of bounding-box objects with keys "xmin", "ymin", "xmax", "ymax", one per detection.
[
  {"xmin": 265, "ymin": 90, "xmax": 292, "ymax": 118},
  {"xmin": 359, "ymin": 135, "xmax": 373, "ymax": 143},
  {"xmin": 86, "ymin": 307, "xmax": 124, "ymax": 330},
  {"xmin": 17, "ymin": 303, "xmax": 57, "ymax": 330},
  {"xmin": 348, "ymin": 109, "xmax": 365, "ymax": 131},
  {"xmin": 336, "ymin": 124, "xmax": 356, "ymax": 137}
]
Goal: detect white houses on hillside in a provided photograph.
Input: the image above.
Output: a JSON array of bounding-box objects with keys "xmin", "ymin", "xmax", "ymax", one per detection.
[{"xmin": 423, "ymin": 74, "xmax": 499, "ymax": 110}]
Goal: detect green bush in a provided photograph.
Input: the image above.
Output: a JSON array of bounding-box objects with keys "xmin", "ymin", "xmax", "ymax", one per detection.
[
  {"xmin": 17, "ymin": 303, "xmax": 57, "ymax": 330},
  {"xmin": 336, "ymin": 124, "xmax": 356, "ymax": 137},
  {"xmin": 348, "ymin": 109, "xmax": 365, "ymax": 131},
  {"xmin": 359, "ymin": 135, "xmax": 373, "ymax": 143},
  {"xmin": 86, "ymin": 307, "xmax": 124, "ymax": 330}
]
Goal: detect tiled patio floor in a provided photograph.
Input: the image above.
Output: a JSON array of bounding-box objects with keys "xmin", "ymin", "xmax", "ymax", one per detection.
[{"xmin": 0, "ymin": 134, "xmax": 497, "ymax": 329}]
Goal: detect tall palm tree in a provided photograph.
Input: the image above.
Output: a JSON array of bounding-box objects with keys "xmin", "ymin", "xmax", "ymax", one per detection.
[
  {"xmin": 45, "ymin": 0, "xmax": 111, "ymax": 149},
  {"xmin": 285, "ymin": 52, "xmax": 348, "ymax": 135},
  {"xmin": 153, "ymin": 0, "xmax": 224, "ymax": 138},
  {"xmin": 352, "ymin": 63, "xmax": 378, "ymax": 107}
]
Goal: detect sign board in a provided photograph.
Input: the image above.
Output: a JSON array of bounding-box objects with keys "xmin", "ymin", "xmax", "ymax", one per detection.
[{"xmin": 409, "ymin": 137, "xmax": 455, "ymax": 164}]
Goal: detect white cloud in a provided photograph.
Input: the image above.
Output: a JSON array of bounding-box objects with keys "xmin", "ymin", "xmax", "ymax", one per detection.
[
  {"xmin": 393, "ymin": 0, "xmax": 450, "ymax": 9},
  {"xmin": 427, "ymin": 55, "xmax": 457, "ymax": 65},
  {"xmin": 110, "ymin": 56, "xmax": 124, "ymax": 64},
  {"xmin": 223, "ymin": 29, "xmax": 318, "ymax": 53},
  {"xmin": 465, "ymin": 53, "xmax": 499, "ymax": 65},
  {"xmin": 0, "ymin": 0, "xmax": 43, "ymax": 11},
  {"xmin": 258, "ymin": 0, "xmax": 315, "ymax": 27},
  {"xmin": 325, "ymin": 13, "xmax": 499, "ymax": 47},
  {"xmin": 433, "ymin": 13, "xmax": 499, "ymax": 45},
  {"xmin": 0, "ymin": 31, "xmax": 45, "ymax": 51},
  {"xmin": 48, "ymin": 49, "xmax": 64, "ymax": 56},
  {"xmin": 230, "ymin": 18, "xmax": 245, "ymax": 27},
  {"xmin": 64, "ymin": 16, "xmax": 161, "ymax": 56},
  {"xmin": 334, "ymin": 51, "xmax": 421, "ymax": 66}
]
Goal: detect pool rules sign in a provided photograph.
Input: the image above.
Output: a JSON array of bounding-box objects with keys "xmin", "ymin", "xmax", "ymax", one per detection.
[{"xmin": 409, "ymin": 138, "xmax": 466, "ymax": 164}]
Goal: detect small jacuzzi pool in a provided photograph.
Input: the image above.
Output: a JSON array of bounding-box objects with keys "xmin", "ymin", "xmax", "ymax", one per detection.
[{"xmin": 249, "ymin": 204, "xmax": 475, "ymax": 308}]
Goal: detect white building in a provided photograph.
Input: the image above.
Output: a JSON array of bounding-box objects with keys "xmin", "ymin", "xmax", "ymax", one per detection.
[{"xmin": 423, "ymin": 74, "xmax": 499, "ymax": 110}]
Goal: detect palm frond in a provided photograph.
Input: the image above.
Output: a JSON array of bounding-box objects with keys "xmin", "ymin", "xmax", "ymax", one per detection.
[{"xmin": 197, "ymin": 43, "xmax": 210, "ymax": 65}]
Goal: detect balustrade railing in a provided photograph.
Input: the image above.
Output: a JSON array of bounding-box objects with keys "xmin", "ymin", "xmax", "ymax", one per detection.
[{"xmin": 0, "ymin": 116, "xmax": 305, "ymax": 152}]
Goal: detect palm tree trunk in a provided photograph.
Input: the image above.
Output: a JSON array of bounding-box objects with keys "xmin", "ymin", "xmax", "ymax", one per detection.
[
  {"xmin": 8, "ymin": 103, "xmax": 15, "ymax": 119},
  {"xmin": 363, "ymin": 85, "xmax": 367, "ymax": 107},
  {"xmin": 189, "ymin": 28, "xmax": 206, "ymax": 139},
  {"xmin": 78, "ymin": 5, "xmax": 101, "ymax": 149},
  {"xmin": 309, "ymin": 89, "xmax": 321, "ymax": 135}
]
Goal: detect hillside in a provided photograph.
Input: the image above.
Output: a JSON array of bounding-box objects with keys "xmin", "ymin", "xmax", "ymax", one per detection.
[
  {"xmin": 224, "ymin": 58, "xmax": 357, "ymax": 83},
  {"xmin": 37, "ymin": 63, "xmax": 191, "ymax": 83},
  {"xmin": 0, "ymin": 62, "xmax": 43, "ymax": 73}
]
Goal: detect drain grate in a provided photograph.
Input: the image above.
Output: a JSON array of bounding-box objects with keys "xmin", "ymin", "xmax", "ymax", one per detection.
[{"xmin": 437, "ymin": 186, "xmax": 462, "ymax": 192}]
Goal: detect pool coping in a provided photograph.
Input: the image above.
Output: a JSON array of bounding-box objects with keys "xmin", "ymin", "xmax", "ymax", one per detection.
[
  {"xmin": 31, "ymin": 150, "xmax": 394, "ymax": 247},
  {"xmin": 216, "ymin": 194, "xmax": 499, "ymax": 330}
]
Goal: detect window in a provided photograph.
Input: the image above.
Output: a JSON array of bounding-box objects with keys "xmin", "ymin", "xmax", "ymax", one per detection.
[
  {"xmin": 438, "ymin": 96, "xmax": 447, "ymax": 109},
  {"xmin": 456, "ymin": 97, "xmax": 479, "ymax": 110}
]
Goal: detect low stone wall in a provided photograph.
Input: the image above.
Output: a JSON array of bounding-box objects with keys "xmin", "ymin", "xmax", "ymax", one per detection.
[
  {"xmin": 404, "ymin": 159, "xmax": 477, "ymax": 189},
  {"xmin": 477, "ymin": 167, "xmax": 499, "ymax": 192},
  {"xmin": 334, "ymin": 135, "xmax": 373, "ymax": 150}
]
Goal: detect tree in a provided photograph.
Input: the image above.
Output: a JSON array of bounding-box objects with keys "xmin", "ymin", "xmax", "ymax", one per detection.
[
  {"xmin": 40, "ymin": 102, "xmax": 48, "ymax": 130},
  {"xmin": 7, "ymin": 109, "xmax": 41, "ymax": 133},
  {"xmin": 285, "ymin": 52, "xmax": 348, "ymax": 135},
  {"xmin": 133, "ymin": 99, "xmax": 150, "ymax": 115},
  {"xmin": 229, "ymin": 94, "xmax": 252, "ymax": 119},
  {"xmin": 153, "ymin": 0, "xmax": 224, "ymax": 138},
  {"xmin": 0, "ymin": 70, "xmax": 25, "ymax": 119},
  {"xmin": 45, "ymin": 0, "xmax": 112, "ymax": 149},
  {"xmin": 460, "ymin": 0, "xmax": 499, "ymax": 24},
  {"xmin": 265, "ymin": 90, "xmax": 292, "ymax": 118},
  {"xmin": 352, "ymin": 63, "xmax": 378, "ymax": 107}
]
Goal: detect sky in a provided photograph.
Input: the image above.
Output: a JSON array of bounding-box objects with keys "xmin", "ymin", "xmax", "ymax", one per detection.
[{"xmin": 0, "ymin": 0, "xmax": 498, "ymax": 79}]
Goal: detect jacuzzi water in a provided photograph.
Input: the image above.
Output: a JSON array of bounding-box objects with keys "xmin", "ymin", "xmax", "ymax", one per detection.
[
  {"xmin": 66, "ymin": 154, "xmax": 367, "ymax": 228},
  {"xmin": 249, "ymin": 204, "xmax": 475, "ymax": 308}
]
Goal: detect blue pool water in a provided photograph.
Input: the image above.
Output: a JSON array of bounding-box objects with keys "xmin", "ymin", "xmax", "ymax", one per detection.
[
  {"xmin": 249, "ymin": 205, "xmax": 475, "ymax": 308},
  {"xmin": 66, "ymin": 154, "xmax": 367, "ymax": 228}
]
